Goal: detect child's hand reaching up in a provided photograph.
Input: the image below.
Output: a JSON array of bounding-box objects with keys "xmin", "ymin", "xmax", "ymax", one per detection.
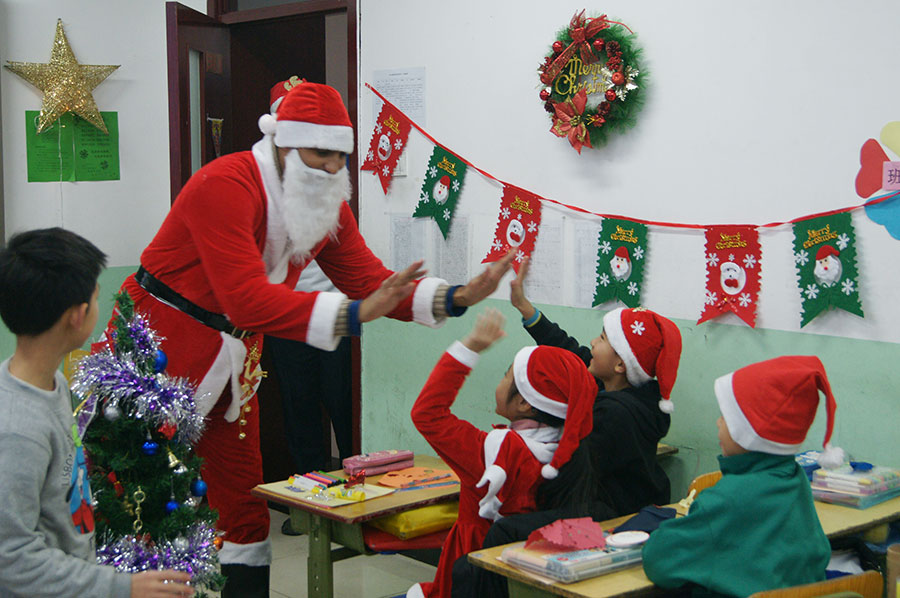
[
  {"xmin": 509, "ymin": 257, "xmax": 536, "ymax": 321},
  {"xmin": 461, "ymin": 308, "xmax": 506, "ymax": 353}
]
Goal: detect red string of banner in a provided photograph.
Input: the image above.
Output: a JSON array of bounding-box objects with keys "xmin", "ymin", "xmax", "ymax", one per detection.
[{"xmin": 364, "ymin": 83, "xmax": 900, "ymax": 230}]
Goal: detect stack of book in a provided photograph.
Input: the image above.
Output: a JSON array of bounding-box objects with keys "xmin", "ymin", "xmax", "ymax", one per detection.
[
  {"xmin": 811, "ymin": 465, "xmax": 900, "ymax": 509},
  {"xmin": 501, "ymin": 539, "xmax": 643, "ymax": 583}
]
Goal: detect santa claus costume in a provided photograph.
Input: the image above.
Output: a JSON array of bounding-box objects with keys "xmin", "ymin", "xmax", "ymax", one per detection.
[
  {"xmin": 407, "ymin": 343, "xmax": 597, "ymax": 598},
  {"xmin": 107, "ymin": 82, "xmax": 462, "ymax": 596}
]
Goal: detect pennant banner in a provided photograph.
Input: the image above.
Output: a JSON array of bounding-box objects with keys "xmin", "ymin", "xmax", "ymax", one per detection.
[
  {"xmin": 593, "ymin": 218, "xmax": 648, "ymax": 308},
  {"xmin": 412, "ymin": 146, "xmax": 468, "ymax": 238},
  {"xmin": 360, "ymin": 103, "xmax": 412, "ymax": 194},
  {"xmin": 482, "ymin": 184, "xmax": 542, "ymax": 273},
  {"xmin": 792, "ymin": 212, "xmax": 864, "ymax": 327},
  {"xmin": 697, "ymin": 226, "xmax": 762, "ymax": 327}
]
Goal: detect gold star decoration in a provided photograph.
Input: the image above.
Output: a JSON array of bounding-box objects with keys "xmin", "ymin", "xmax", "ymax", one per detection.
[{"xmin": 4, "ymin": 19, "xmax": 119, "ymax": 134}]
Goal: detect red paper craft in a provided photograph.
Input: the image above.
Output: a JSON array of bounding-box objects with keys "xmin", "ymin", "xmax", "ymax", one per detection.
[
  {"xmin": 855, "ymin": 138, "xmax": 890, "ymax": 199},
  {"xmin": 482, "ymin": 184, "xmax": 543, "ymax": 273},
  {"xmin": 525, "ymin": 517, "xmax": 606, "ymax": 551},
  {"xmin": 697, "ymin": 226, "xmax": 761, "ymax": 328},
  {"xmin": 360, "ymin": 103, "xmax": 412, "ymax": 194}
]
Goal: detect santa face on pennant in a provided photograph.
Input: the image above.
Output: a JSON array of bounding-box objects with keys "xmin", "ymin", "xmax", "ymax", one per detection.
[
  {"xmin": 813, "ymin": 245, "xmax": 842, "ymax": 287},
  {"xmin": 377, "ymin": 134, "xmax": 392, "ymax": 161},
  {"xmin": 719, "ymin": 262, "xmax": 746, "ymax": 295},
  {"xmin": 433, "ymin": 175, "xmax": 450, "ymax": 204},
  {"xmin": 610, "ymin": 247, "xmax": 632, "ymax": 282},
  {"xmin": 506, "ymin": 218, "xmax": 526, "ymax": 247}
]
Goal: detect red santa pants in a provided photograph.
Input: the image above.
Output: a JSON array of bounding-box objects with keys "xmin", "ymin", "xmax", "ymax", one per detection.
[{"xmin": 195, "ymin": 391, "xmax": 270, "ymax": 563}]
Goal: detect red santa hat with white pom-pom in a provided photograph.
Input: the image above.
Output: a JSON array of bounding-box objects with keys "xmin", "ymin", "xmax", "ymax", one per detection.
[
  {"xmin": 258, "ymin": 80, "xmax": 354, "ymax": 153},
  {"xmin": 714, "ymin": 355, "xmax": 845, "ymax": 468},
  {"xmin": 602, "ymin": 307, "xmax": 682, "ymax": 413},
  {"xmin": 513, "ymin": 345, "xmax": 598, "ymax": 480}
]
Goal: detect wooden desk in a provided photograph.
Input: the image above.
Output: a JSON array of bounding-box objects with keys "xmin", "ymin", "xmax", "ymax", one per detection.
[
  {"xmin": 468, "ymin": 496, "xmax": 900, "ymax": 598},
  {"xmin": 252, "ymin": 455, "xmax": 459, "ymax": 598},
  {"xmin": 655, "ymin": 443, "xmax": 677, "ymax": 458}
]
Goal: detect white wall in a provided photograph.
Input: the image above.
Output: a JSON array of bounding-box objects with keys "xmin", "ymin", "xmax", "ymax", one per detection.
[
  {"xmin": 357, "ymin": 0, "xmax": 900, "ymax": 343},
  {"xmin": 0, "ymin": 0, "xmax": 206, "ymax": 265}
]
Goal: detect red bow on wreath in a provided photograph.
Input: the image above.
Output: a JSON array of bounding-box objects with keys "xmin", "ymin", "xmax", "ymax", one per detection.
[
  {"xmin": 540, "ymin": 11, "xmax": 610, "ymax": 85},
  {"xmin": 550, "ymin": 89, "xmax": 592, "ymax": 153}
]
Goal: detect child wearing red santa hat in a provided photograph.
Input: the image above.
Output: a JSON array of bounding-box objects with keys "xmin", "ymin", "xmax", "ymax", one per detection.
[
  {"xmin": 643, "ymin": 355, "xmax": 840, "ymax": 598},
  {"xmin": 407, "ymin": 309, "xmax": 598, "ymax": 598}
]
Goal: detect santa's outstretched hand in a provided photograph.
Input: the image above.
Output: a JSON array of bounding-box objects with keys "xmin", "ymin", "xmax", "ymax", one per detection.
[
  {"xmin": 461, "ymin": 308, "xmax": 507, "ymax": 354},
  {"xmin": 452, "ymin": 249, "xmax": 517, "ymax": 308},
  {"xmin": 509, "ymin": 257, "xmax": 536, "ymax": 321},
  {"xmin": 358, "ymin": 260, "xmax": 427, "ymax": 323}
]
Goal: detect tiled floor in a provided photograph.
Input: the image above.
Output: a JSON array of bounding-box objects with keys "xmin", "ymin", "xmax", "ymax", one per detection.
[{"xmin": 211, "ymin": 509, "xmax": 437, "ymax": 598}]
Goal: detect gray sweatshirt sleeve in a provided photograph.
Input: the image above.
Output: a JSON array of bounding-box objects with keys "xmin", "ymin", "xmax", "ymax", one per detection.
[{"xmin": 0, "ymin": 432, "xmax": 132, "ymax": 598}]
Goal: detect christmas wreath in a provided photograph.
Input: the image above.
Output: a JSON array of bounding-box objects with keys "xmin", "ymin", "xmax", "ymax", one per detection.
[{"xmin": 538, "ymin": 10, "xmax": 645, "ymax": 153}]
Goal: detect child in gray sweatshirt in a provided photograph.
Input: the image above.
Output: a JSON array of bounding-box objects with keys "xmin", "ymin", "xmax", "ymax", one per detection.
[{"xmin": 0, "ymin": 228, "xmax": 193, "ymax": 598}]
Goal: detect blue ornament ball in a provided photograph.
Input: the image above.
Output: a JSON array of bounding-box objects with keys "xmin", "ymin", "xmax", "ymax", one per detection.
[
  {"xmin": 154, "ymin": 349, "xmax": 168, "ymax": 373},
  {"xmin": 190, "ymin": 479, "xmax": 208, "ymax": 497},
  {"xmin": 142, "ymin": 440, "xmax": 160, "ymax": 456},
  {"xmin": 165, "ymin": 500, "xmax": 180, "ymax": 514}
]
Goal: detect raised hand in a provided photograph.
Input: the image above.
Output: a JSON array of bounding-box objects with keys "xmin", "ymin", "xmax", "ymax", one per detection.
[
  {"xmin": 451, "ymin": 248, "xmax": 516, "ymax": 308},
  {"xmin": 509, "ymin": 256, "xmax": 536, "ymax": 320},
  {"xmin": 461, "ymin": 308, "xmax": 507, "ymax": 353},
  {"xmin": 358, "ymin": 260, "xmax": 428, "ymax": 323}
]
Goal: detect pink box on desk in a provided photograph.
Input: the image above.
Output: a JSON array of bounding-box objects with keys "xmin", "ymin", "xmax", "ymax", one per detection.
[{"xmin": 343, "ymin": 450, "xmax": 414, "ymax": 476}]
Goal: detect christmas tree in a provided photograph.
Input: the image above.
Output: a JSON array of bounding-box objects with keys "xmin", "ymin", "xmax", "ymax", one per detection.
[{"xmin": 72, "ymin": 291, "xmax": 224, "ymax": 596}]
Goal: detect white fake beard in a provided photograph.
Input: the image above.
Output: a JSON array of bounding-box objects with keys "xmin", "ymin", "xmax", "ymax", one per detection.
[{"xmin": 280, "ymin": 150, "xmax": 351, "ymax": 262}]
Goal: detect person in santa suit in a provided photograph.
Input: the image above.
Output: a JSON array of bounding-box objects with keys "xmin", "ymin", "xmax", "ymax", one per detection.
[
  {"xmin": 407, "ymin": 308, "xmax": 597, "ymax": 598},
  {"xmin": 106, "ymin": 81, "xmax": 514, "ymax": 597}
]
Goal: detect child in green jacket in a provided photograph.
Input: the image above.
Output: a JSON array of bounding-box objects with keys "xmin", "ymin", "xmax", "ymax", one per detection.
[{"xmin": 642, "ymin": 355, "xmax": 842, "ymax": 598}]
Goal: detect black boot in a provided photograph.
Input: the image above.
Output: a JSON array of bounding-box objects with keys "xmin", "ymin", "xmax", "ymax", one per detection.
[{"xmin": 220, "ymin": 564, "xmax": 270, "ymax": 598}]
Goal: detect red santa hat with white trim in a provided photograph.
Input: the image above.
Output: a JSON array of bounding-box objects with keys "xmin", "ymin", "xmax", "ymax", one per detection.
[
  {"xmin": 714, "ymin": 355, "xmax": 845, "ymax": 468},
  {"xmin": 513, "ymin": 345, "xmax": 598, "ymax": 479},
  {"xmin": 268, "ymin": 76, "xmax": 305, "ymax": 114},
  {"xmin": 815, "ymin": 245, "xmax": 840, "ymax": 260},
  {"xmin": 258, "ymin": 81, "xmax": 354, "ymax": 153},
  {"xmin": 614, "ymin": 246, "xmax": 630, "ymax": 261},
  {"xmin": 602, "ymin": 307, "xmax": 682, "ymax": 413}
]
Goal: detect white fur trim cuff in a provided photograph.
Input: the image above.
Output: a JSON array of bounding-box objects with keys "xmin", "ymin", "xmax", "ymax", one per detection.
[
  {"xmin": 412, "ymin": 277, "xmax": 448, "ymax": 328},
  {"xmin": 603, "ymin": 308, "xmax": 652, "ymax": 388},
  {"xmin": 476, "ymin": 464, "xmax": 507, "ymax": 522},
  {"xmin": 274, "ymin": 121, "xmax": 354, "ymax": 153},
  {"xmin": 219, "ymin": 539, "xmax": 273, "ymax": 567},
  {"xmin": 447, "ymin": 341, "xmax": 480, "ymax": 369},
  {"xmin": 306, "ymin": 291, "xmax": 348, "ymax": 351},
  {"xmin": 513, "ymin": 346, "xmax": 567, "ymax": 419},
  {"xmin": 714, "ymin": 373, "xmax": 800, "ymax": 455}
]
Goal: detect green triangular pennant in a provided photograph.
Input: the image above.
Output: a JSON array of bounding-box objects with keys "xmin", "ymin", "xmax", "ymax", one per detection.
[
  {"xmin": 792, "ymin": 212, "xmax": 863, "ymax": 327},
  {"xmin": 412, "ymin": 147, "xmax": 468, "ymax": 239},
  {"xmin": 593, "ymin": 218, "xmax": 648, "ymax": 308}
]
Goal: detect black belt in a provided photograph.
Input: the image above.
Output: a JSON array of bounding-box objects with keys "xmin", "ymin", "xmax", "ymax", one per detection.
[{"xmin": 135, "ymin": 266, "xmax": 251, "ymax": 340}]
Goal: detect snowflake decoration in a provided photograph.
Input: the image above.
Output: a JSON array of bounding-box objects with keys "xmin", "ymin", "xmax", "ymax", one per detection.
[
  {"xmin": 492, "ymin": 238, "xmax": 504, "ymax": 252},
  {"xmin": 366, "ymin": 149, "xmax": 374, "ymax": 162},
  {"xmin": 707, "ymin": 253, "xmax": 720, "ymax": 268},
  {"xmin": 527, "ymin": 221, "xmax": 538, "ymax": 233},
  {"xmin": 394, "ymin": 138, "xmax": 404, "ymax": 150},
  {"xmin": 804, "ymin": 284, "xmax": 819, "ymax": 300},
  {"xmin": 600, "ymin": 241, "xmax": 612, "ymax": 255},
  {"xmin": 633, "ymin": 246, "xmax": 644, "ymax": 260},
  {"xmin": 501, "ymin": 207, "xmax": 510, "ymax": 219},
  {"xmin": 598, "ymin": 273, "xmax": 610, "ymax": 287},
  {"xmin": 738, "ymin": 292, "xmax": 752, "ymax": 308},
  {"xmin": 441, "ymin": 208, "xmax": 450, "ymax": 221},
  {"xmin": 728, "ymin": 254, "xmax": 735, "ymax": 262},
  {"xmin": 841, "ymin": 279, "xmax": 856, "ymax": 295},
  {"xmin": 794, "ymin": 250, "xmax": 809, "ymax": 266},
  {"xmin": 375, "ymin": 122, "xmax": 383, "ymax": 134},
  {"xmin": 630, "ymin": 321, "xmax": 645, "ymax": 336},
  {"xmin": 627, "ymin": 281, "xmax": 639, "ymax": 296},
  {"xmin": 743, "ymin": 254, "xmax": 757, "ymax": 269},
  {"xmin": 452, "ymin": 179, "xmax": 460, "ymax": 192},
  {"xmin": 705, "ymin": 290, "xmax": 718, "ymax": 306},
  {"xmin": 516, "ymin": 250, "xmax": 526, "ymax": 262},
  {"xmin": 381, "ymin": 165, "xmax": 390, "ymax": 177},
  {"xmin": 517, "ymin": 214, "xmax": 523, "ymax": 220},
  {"xmin": 428, "ymin": 166, "xmax": 438, "ymax": 178},
  {"xmin": 836, "ymin": 233, "xmax": 850, "ymax": 251}
]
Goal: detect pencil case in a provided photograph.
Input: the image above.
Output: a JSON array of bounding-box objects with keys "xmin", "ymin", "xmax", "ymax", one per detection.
[{"xmin": 343, "ymin": 450, "xmax": 414, "ymax": 475}]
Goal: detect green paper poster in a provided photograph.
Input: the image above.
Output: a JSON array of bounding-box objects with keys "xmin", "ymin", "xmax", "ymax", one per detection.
[
  {"xmin": 593, "ymin": 217, "xmax": 648, "ymax": 308},
  {"xmin": 25, "ymin": 111, "xmax": 119, "ymax": 182},
  {"xmin": 792, "ymin": 212, "xmax": 863, "ymax": 327},
  {"xmin": 412, "ymin": 147, "xmax": 467, "ymax": 239}
]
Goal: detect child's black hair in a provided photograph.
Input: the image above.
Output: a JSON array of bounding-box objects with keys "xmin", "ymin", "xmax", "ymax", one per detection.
[{"xmin": 0, "ymin": 227, "xmax": 107, "ymax": 335}]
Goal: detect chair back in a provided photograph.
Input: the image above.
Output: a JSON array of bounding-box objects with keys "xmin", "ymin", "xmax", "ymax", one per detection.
[
  {"xmin": 748, "ymin": 570, "xmax": 883, "ymax": 598},
  {"xmin": 687, "ymin": 470, "xmax": 722, "ymax": 496}
]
